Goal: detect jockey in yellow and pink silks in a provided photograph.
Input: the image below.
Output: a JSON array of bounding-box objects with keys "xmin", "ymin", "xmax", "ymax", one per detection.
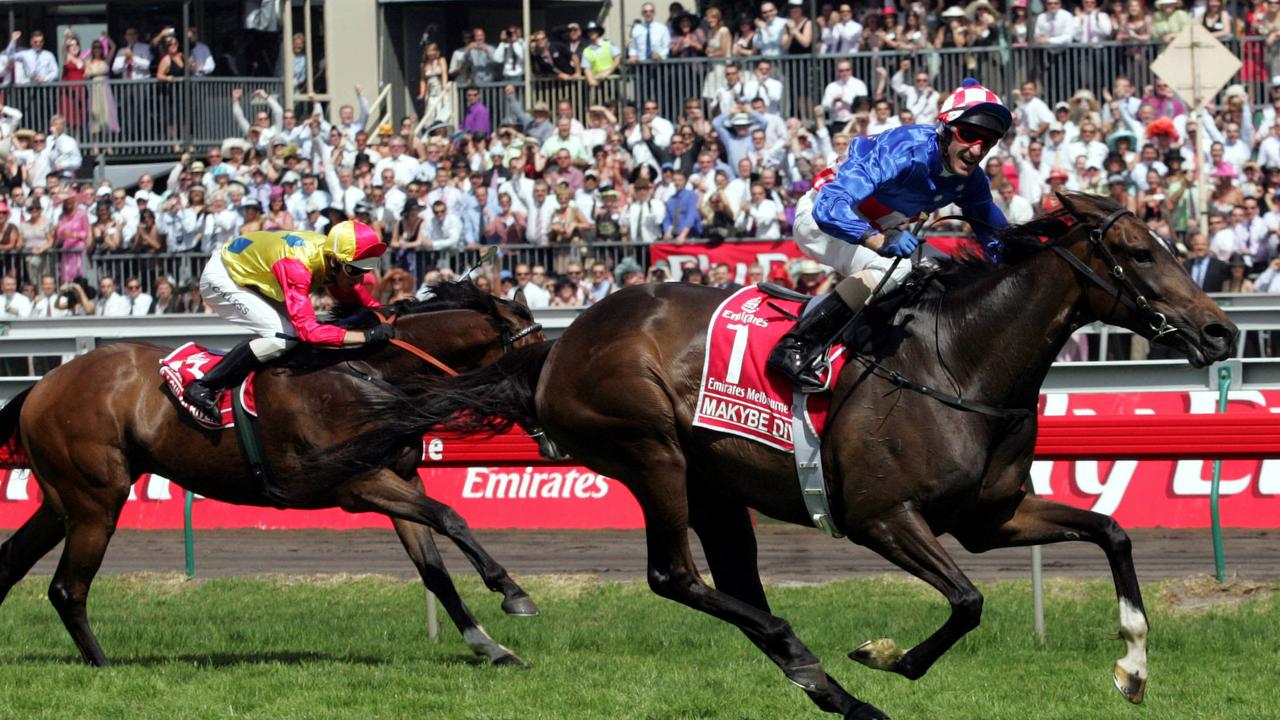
[{"xmin": 183, "ymin": 220, "xmax": 393, "ymax": 418}]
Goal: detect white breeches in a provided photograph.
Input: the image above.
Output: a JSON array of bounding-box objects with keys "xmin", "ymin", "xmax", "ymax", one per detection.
[
  {"xmin": 199, "ymin": 252, "xmax": 297, "ymax": 361},
  {"xmin": 793, "ymin": 190, "xmax": 912, "ymax": 295}
]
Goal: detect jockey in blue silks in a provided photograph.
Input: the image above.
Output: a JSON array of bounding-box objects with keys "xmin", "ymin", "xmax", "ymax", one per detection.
[{"xmin": 768, "ymin": 78, "xmax": 1014, "ymax": 390}]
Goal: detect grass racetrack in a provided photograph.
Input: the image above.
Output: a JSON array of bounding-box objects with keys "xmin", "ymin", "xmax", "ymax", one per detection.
[{"xmin": 0, "ymin": 574, "xmax": 1275, "ymax": 719}]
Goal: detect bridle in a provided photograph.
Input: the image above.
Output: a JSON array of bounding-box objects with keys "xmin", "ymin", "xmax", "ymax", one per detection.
[
  {"xmin": 374, "ymin": 306, "xmax": 543, "ymax": 376},
  {"xmin": 850, "ymin": 204, "xmax": 1176, "ymax": 422},
  {"xmin": 1045, "ymin": 207, "xmax": 1178, "ymax": 341}
]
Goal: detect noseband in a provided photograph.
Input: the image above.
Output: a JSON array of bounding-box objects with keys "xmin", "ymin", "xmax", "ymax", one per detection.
[
  {"xmin": 1048, "ymin": 207, "xmax": 1177, "ymax": 341},
  {"xmin": 501, "ymin": 321, "xmax": 543, "ymax": 353}
]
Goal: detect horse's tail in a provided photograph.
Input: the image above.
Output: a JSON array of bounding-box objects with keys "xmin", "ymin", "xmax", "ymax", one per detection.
[
  {"xmin": 321, "ymin": 341, "xmax": 554, "ymax": 473},
  {"xmin": 0, "ymin": 388, "xmax": 32, "ymax": 459}
]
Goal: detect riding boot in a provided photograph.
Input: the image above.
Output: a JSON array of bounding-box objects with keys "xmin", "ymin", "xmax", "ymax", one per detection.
[
  {"xmin": 767, "ymin": 281, "xmax": 871, "ymax": 392},
  {"xmin": 182, "ymin": 340, "xmax": 263, "ymax": 420}
]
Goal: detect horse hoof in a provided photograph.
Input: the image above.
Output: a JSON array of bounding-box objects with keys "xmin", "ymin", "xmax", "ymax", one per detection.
[
  {"xmin": 1113, "ymin": 661, "xmax": 1147, "ymax": 704},
  {"xmin": 492, "ymin": 652, "xmax": 530, "ymax": 669},
  {"xmin": 846, "ymin": 702, "xmax": 891, "ymax": 720},
  {"xmin": 502, "ymin": 594, "xmax": 541, "ymax": 617},
  {"xmin": 783, "ymin": 662, "xmax": 829, "ymax": 692},
  {"xmin": 849, "ymin": 639, "xmax": 904, "ymax": 672}
]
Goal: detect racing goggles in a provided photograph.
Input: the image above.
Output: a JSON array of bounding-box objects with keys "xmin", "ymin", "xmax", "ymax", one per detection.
[
  {"xmin": 340, "ymin": 262, "xmax": 370, "ymax": 277},
  {"xmin": 950, "ymin": 123, "xmax": 1001, "ymax": 151}
]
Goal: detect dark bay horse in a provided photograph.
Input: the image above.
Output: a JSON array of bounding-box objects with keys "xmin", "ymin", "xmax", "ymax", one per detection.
[
  {"xmin": 0, "ymin": 282, "xmax": 543, "ymax": 667},
  {"xmin": 345, "ymin": 194, "xmax": 1236, "ymax": 719}
]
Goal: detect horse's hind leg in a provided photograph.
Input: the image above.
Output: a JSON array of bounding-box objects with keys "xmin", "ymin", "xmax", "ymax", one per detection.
[
  {"xmin": 847, "ymin": 508, "xmax": 983, "ymax": 682},
  {"xmin": 688, "ymin": 495, "xmax": 880, "ymax": 719},
  {"xmin": 391, "ymin": 518, "xmax": 527, "ymax": 667},
  {"xmin": 339, "ymin": 470, "xmax": 537, "ymax": 616},
  {"xmin": 952, "ymin": 493, "xmax": 1149, "ymax": 704},
  {"xmin": 47, "ymin": 487, "xmax": 127, "ymax": 667},
  {"xmin": 0, "ymin": 502, "xmax": 66, "ymax": 606}
]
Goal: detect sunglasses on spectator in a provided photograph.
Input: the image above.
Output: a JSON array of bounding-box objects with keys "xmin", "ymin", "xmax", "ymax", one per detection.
[{"xmin": 127, "ymin": 284, "xmax": 140, "ymax": 290}]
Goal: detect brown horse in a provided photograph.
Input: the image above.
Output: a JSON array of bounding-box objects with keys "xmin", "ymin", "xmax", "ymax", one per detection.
[
  {"xmin": 343, "ymin": 195, "xmax": 1237, "ymax": 719},
  {"xmin": 0, "ymin": 282, "xmax": 543, "ymax": 667}
]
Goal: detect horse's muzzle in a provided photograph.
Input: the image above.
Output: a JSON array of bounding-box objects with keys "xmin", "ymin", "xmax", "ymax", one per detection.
[{"xmin": 1198, "ymin": 321, "xmax": 1237, "ymax": 364}]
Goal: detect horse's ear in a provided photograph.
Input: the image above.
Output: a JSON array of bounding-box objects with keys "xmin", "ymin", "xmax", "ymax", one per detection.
[
  {"xmin": 514, "ymin": 287, "xmax": 529, "ymax": 308},
  {"xmin": 1055, "ymin": 191, "xmax": 1094, "ymax": 221}
]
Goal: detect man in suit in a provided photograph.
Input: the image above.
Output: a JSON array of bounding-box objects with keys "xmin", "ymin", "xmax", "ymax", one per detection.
[{"xmin": 1185, "ymin": 230, "xmax": 1230, "ymax": 292}]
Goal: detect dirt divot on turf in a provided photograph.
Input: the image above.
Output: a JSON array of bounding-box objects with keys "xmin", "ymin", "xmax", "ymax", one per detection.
[
  {"xmin": 1159, "ymin": 575, "xmax": 1277, "ymax": 614},
  {"xmin": 114, "ymin": 572, "xmax": 203, "ymax": 595},
  {"xmin": 526, "ymin": 574, "xmax": 609, "ymax": 598}
]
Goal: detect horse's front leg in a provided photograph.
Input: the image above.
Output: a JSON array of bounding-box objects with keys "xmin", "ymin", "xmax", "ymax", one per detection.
[
  {"xmin": 847, "ymin": 507, "xmax": 984, "ymax": 681},
  {"xmin": 953, "ymin": 492, "xmax": 1148, "ymax": 704}
]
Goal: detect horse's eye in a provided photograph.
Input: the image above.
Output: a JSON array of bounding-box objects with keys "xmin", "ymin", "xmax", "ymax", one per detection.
[{"xmin": 1132, "ymin": 248, "xmax": 1154, "ymax": 264}]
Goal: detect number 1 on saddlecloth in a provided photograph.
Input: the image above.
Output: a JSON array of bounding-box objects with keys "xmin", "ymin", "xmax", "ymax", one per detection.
[{"xmin": 725, "ymin": 323, "xmax": 750, "ymax": 385}]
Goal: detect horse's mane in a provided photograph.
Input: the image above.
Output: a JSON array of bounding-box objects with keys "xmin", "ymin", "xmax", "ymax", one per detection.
[
  {"xmin": 332, "ymin": 279, "xmax": 535, "ymax": 326},
  {"xmin": 894, "ymin": 204, "xmax": 1090, "ymax": 299}
]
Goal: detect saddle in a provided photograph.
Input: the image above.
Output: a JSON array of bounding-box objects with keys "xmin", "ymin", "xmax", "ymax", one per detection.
[
  {"xmin": 160, "ymin": 343, "xmax": 287, "ymax": 507},
  {"xmin": 159, "ymin": 343, "xmax": 258, "ymax": 429}
]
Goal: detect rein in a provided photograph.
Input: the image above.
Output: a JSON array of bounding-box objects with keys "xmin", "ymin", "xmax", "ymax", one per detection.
[
  {"xmin": 376, "ymin": 311, "xmax": 460, "ymax": 377},
  {"xmin": 847, "ymin": 205, "xmax": 1159, "ymax": 421},
  {"xmin": 373, "ymin": 308, "xmax": 544, "ymax": 377}
]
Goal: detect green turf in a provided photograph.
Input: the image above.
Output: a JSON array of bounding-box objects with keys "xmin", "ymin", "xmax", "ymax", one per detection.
[{"xmin": 0, "ymin": 573, "xmax": 1274, "ymax": 719}]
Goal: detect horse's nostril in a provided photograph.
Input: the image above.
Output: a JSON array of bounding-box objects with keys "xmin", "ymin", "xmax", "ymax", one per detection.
[{"xmin": 1202, "ymin": 322, "xmax": 1236, "ymax": 342}]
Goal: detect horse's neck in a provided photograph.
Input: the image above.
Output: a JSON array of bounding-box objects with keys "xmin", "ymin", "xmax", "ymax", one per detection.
[{"xmin": 937, "ymin": 249, "xmax": 1086, "ymax": 410}]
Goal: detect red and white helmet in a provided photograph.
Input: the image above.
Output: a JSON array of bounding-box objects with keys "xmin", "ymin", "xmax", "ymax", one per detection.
[{"xmin": 938, "ymin": 78, "xmax": 1012, "ymax": 137}]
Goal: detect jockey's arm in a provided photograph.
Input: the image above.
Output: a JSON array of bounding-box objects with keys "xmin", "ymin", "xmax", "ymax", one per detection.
[
  {"xmin": 329, "ymin": 280, "xmax": 381, "ymax": 310},
  {"xmin": 958, "ymin": 179, "xmax": 1009, "ymax": 261},
  {"xmin": 811, "ymin": 149, "xmax": 883, "ymax": 244},
  {"xmin": 270, "ymin": 258, "xmax": 365, "ymax": 346}
]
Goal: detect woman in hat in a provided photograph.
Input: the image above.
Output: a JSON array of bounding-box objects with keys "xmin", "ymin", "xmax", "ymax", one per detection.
[
  {"xmin": 239, "ymin": 198, "xmax": 265, "ymax": 234},
  {"xmin": 784, "ymin": 0, "xmax": 814, "ymax": 54},
  {"xmin": 878, "ymin": 6, "xmax": 903, "ymax": 48},
  {"xmin": 1209, "ymin": 161, "xmax": 1245, "ymax": 213},
  {"xmin": 1223, "ymin": 253, "xmax": 1256, "ymax": 293},
  {"xmin": 670, "ymin": 12, "xmax": 706, "ymax": 57},
  {"xmin": 1041, "ymin": 167, "xmax": 1070, "ymax": 213},
  {"xmin": 934, "ymin": 6, "xmax": 971, "ymax": 49},
  {"xmin": 264, "ymin": 186, "xmax": 295, "ymax": 231},
  {"xmin": 183, "ymin": 222, "xmax": 390, "ymax": 418},
  {"xmin": 1007, "ymin": 0, "xmax": 1030, "ymax": 46},
  {"xmin": 1152, "ymin": 0, "xmax": 1190, "ymax": 43}
]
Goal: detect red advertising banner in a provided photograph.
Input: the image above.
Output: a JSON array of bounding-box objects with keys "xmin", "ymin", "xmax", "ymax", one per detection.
[
  {"xmin": 1, "ymin": 390, "xmax": 1278, "ymax": 530},
  {"xmin": 649, "ymin": 237, "xmax": 981, "ymax": 285},
  {"xmin": 650, "ymin": 240, "xmax": 804, "ymax": 285}
]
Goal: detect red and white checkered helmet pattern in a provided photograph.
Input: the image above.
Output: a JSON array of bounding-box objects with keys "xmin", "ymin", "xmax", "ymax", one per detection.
[{"xmin": 938, "ymin": 78, "xmax": 1012, "ymax": 133}]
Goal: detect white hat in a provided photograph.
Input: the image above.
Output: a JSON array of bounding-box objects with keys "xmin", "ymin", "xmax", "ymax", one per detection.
[
  {"xmin": 1048, "ymin": 121, "xmax": 1064, "ymax": 132},
  {"xmin": 281, "ymin": 171, "xmax": 301, "ymax": 184},
  {"xmin": 941, "ymin": 6, "xmax": 967, "ymax": 17},
  {"xmin": 1154, "ymin": 0, "xmax": 1177, "ymax": 6},
  {"xmin": 305, "ymin": 196, "xmax": 325, "ymax": 213}
]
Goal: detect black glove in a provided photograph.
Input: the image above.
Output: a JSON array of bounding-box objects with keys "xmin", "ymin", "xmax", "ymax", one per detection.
[{"xmin": 365, "ymin": 323, "xmax": 397, "ymax": 346}]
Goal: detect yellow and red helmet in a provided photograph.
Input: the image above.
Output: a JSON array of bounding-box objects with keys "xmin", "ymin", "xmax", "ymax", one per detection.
[{"xmin": 327, "ymin": 220, "xmax": 386, "ymax": 271}]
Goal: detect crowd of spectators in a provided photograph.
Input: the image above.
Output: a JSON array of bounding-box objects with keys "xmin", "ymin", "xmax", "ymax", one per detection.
[{"xmin": 0, "ymin": 0, "xmax": 1279, "ymax": 327}]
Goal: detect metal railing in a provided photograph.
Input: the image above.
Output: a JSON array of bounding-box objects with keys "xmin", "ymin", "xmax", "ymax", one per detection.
[
  {"xmin": 3, "ymin": 76, "xmax": 284, "ymax": 156},
  {"xmin": 464, "ymin": 37, "xmax": 1266, "ymax": 124}
]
